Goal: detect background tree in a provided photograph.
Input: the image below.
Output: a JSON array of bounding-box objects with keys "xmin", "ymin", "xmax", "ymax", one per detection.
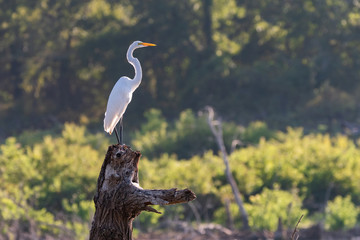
[{"xmin": 1, "ymin": 0, "xmax": 360, "ymax": 136}]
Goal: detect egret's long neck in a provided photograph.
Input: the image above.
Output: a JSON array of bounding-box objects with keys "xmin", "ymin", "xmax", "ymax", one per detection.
[{"xmin": 126, "ymin": 46, "xmax": 142, "ymax": 91}]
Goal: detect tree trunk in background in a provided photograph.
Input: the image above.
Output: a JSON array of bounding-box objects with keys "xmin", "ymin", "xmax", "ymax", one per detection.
[
  {"xmin": 10, "ymin": 41, "xmax": 23, "ymax": 100},
  {"xmin": 58, "ymin": 34, "xmax": 72, "ymax": 111},
  {"xmin": 203, "ymin": 0, "xmax": 213, "ymax": 50},
  {"xmin": 89, "ymin": 144, "xmax": 196, "ymax": 240},
  {"xmin": 206, "ymin": 106, "xmax": 250, "ymax": 230}
]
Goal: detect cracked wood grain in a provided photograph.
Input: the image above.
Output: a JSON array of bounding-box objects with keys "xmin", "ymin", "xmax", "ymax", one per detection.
[{"xmin": 89, "ymin": 144, "xmax": 196, "ymax": 240}]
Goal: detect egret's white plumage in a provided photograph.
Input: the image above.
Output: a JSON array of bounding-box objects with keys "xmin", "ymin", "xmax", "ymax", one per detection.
[
  {"xmin": 104, "ymin": 41, "xmax": 156, "ymax": 137},
  {"xmin": 103, "ymin": 77, "xmax": 132, "ymax": 134}
]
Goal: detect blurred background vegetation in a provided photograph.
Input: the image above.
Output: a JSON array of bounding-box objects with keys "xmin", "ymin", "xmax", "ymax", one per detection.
[{"xmin": 1, "ymin": 0, "xmax": 360, "ymax": 239}]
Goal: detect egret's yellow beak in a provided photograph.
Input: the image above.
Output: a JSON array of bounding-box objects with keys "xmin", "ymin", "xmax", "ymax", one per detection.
[{"xmin": 139, "ymin": 42, "xmax": 156, "ymax": 47}]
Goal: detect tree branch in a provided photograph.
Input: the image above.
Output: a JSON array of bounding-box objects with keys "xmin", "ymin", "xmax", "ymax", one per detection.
[{"xmin": 205, "ymin": 106, "xmax": 250, "ymax": 230}]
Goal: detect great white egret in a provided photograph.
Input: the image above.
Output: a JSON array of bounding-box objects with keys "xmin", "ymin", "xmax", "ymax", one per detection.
[{"xmin": 104, "ymin": 41, "xmax": 156, "ymax": 144}]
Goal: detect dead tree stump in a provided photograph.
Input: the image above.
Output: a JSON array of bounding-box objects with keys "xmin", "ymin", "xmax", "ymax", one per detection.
[{"xmin": 89, "ymin": 144, "xmax": 196, "ymax": 240}]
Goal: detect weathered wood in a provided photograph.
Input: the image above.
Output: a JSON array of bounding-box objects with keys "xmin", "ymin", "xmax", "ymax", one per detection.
[
  {"xmin": 89, "ymin": 144, "xmax": 196, "ymax": 240},
  {"xmin": 205, "ymin": 106, "xmax": 250, "ymax": 230}
]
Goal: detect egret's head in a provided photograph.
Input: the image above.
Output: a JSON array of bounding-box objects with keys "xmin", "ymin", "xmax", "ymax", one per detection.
[{"xmin": 132, "ymin": 40, "xmax": 156, "ymax": 49}]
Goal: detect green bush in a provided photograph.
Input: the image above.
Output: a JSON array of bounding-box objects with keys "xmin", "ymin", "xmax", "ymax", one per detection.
[
  {"xmin": 135, "ymin": 206, "xmax": 164, "ymax": 232},
  {"xmin": 213, "ymin": 201, "xmax": 243, "ymax": 229},
  {"xmin": 2, "ymin": 116, "xmax": 360, "ymax": 238},
  {"xmin": 241, "ymin": 121, "xmax": 275, "ymax": 144},
  {"xmin": 325, "ymin": 195, "xmax": 359, "ymax": 230},
  {"xmin": 230, "ymin": 127, "xmax": 360, "ymax": 204},
  {"xmin": 0, "ymin": 123, "xmax": 104, "ymax": 239},
  {"xmin": 132, "ymin": 108, "xmax": 242, "ymax": 159},
  {"xmin": 245, "ymin": 187, "xmax": 306, "ymax": 231},
  {"xmin": 139, "ymin": 151, "xmax": 223, "ymax": 194}
]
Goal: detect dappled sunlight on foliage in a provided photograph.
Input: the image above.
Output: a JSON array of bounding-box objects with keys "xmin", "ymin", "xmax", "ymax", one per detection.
[
  {"xmin": 230, "ymin": 127, "xmax": 360, "ymax": 205},
  {"xmin": 1, "ymin": 116, "xmax": 360, "ymax": 238},
  {"xmin": 0, "ymin": 124, "xmax": 103, "ymax": 239},
  {"xmin": 245, "ymin": 187, "xmax": 306, "ymax": 231},
  {"xmin": 132, "ymin": 109, "xmax": 272, "ymax": 159},
  {"xmin": 1, "ymin": 0, "xmax": 360, "ymax": 238},
  {"xmin": 325, "ymin": 195, "xmax": 359, "ymax": 231},
  {"xmin": 132, "ymin": 109, "xmax": 241, "ymax": 159},
  {"xmin": 139, "ymin": 151, "xmax": 223, "ymax": 195},
  {"xmin": 241, "ymin": 121, "xmax": 276, "ymax": 144}
]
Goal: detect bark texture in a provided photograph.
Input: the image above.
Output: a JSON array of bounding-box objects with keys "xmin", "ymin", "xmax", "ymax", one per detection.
[{"xmin": 89, "ymin": 144, "xmax": 196, "ymax": 240}]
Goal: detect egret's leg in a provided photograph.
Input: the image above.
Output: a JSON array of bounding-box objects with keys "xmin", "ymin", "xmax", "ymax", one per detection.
[
  {"xmin": 119, "ymin": 117, "xmax": 123, "ymax": 145},
  {"xmin": 114, "ymin": 128, "xmax": 120, "ymax": 144}
]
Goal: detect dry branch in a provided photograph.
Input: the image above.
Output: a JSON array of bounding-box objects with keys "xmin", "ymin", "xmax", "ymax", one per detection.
[
  {"xmin": 205, "ymin": 106, "xmax": 250, "ymax": 230},
  {"xmin": 89, "ymin": 144, "xmax": 196, "ymax": 240},
  {"xmin": 291, "ymin": 214, "xmax": 304, "ymax": 240}
]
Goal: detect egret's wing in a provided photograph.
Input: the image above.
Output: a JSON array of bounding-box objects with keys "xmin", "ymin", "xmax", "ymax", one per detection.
[{"xmin": 104, "ymin": 77, "xmax": 132, "ymax": 134}]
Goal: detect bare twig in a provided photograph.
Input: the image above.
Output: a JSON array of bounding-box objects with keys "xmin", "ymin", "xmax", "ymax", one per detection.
[{"xmin": 291, "ymin": 214, "xmax": 304, "ymax": 240}]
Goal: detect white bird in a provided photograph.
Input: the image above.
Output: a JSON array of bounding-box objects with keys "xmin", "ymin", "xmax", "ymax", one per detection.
[{"xmin": 104, "ymin": 41, "xmax": 156, "ymax": 144}]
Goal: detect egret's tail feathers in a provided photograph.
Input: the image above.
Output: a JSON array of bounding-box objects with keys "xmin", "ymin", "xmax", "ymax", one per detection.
[
  {"xmin": 104, "ymin": 112, "xmax": 120, "ymax": 135},
  {"xmin": 104, "ymin": 123, "xmax": 114, "ymax": 135}
]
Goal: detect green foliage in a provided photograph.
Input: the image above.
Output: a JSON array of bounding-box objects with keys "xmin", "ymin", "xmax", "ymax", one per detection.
[
  {"xmin": 245, "ymin": 187, "xmax": 306, "ymax": 231},
  {"xmin": 304, "ymin": 82, "xmax": 357, "ymax": 121},
  {"xmin": 213, "ymin": 187, "xmax": 306, "ymax": 231},
  {"xmin": 213, "ymin": 201, "xmax": 243, "ymax": 229},
  {"xmin": 2, "ymin": 0, "xmax": 360, "ymax": 136},
  {"xmin": 325, "ymin": 195, "xmax": 359, "ymax": 230},
  {"xmin": 2, "ymin": 3, "xmax": 360, "ymax": 236},
  {"xmin": 63, "ymin": 199, "xmax": 94, "ymax": 222},
  {"xmin": 2, "ymin": 113, "xmax": 360, "ymax": 238},
  {"xmin": 241, "ymin": 121, "xmax": 275, "ymax": 144},
  {"xmin": 136, "ymin": 206, "xmax": 164, "ymax": 231},
  {"xmin": 0, "ymin": 123, "xmax": 103, "ymax": 239},
  {"xmin": 132, "ymin": 109, "xmax": 241, "ymax": 159},
  {"xmin": 230, "ymin": 127, "xmax": 360, "ymax": 205},
  {"xmin": 136, "ymin": 124, "xmax": 360, "ymax": 231},
  {"xmin": 131, "ymin": 109, "xmax": 169, "ymax": 158},
  {"xmin": 139, "ymin": 151, "xmax": 223, "ymax": 195}
]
